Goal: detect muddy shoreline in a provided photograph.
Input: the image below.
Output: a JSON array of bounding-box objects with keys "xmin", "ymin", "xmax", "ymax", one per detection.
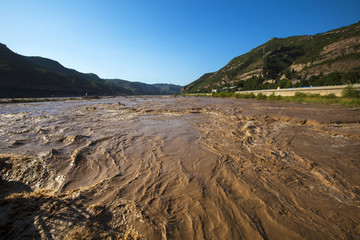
[{"xmin": 1, "ymin": 96, "xmax": 360, "ymax": 239}]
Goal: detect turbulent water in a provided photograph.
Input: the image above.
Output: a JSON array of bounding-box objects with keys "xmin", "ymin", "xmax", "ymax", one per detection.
[{"xmin": 1, "ymin": 96, "xmax": 360, "ymax": 239}]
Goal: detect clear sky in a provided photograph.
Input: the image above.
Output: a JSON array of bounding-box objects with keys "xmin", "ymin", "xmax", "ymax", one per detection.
[{"xmin": 1, "ymin": 0, "xmax": 359, "ymax": 86}]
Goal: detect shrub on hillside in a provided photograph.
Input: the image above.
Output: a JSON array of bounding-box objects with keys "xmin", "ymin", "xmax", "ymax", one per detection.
[
  {"xmin": 268, "ymin": 93, "xmax": 282, "ymax": 100},
  {"xmin": 294, "ymin": 92, "xmax": 308, "ymax": 98},
  {"xmin": 323, "ymin": 93, "xmax": 337, "ymax": 99},
  {"xmin": 342, "ymin": 85, "xmax": 359, "ymax": 98},
  {"xmin": 256, "ymin": 93, "xmax": 267, "ymax": 100}
]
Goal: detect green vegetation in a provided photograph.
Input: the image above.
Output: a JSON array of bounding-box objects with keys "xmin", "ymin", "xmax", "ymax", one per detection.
[
  {"xmin": 342, "ymin": 85, "xmax": 360, "ymax": 98},
  {"xmin": 105, "ymin": 79, "xmax": 181, "ymax": 95},
  {"xmin": 256, "ymin": 93, "xmax": 267, "ymax": 100},
  {"xmin": 268, "ymin": 92, "xmax": 283, "ymax": 100},
  {"xmin": 204, "ymin": 70, "xmax": 360, "ymax": 93},
  {"xmin": 212, "ymin": 92, "xmax": 256, "ymax": 99},
  {"xmin": 209, "ymin": 89, "xmax": 360, "ymax": 107}
]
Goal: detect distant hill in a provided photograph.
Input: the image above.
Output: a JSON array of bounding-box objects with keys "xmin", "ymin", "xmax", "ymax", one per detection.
[
  {"xmin": 104, "ymin": 79, "xmax": 182, "ymax": 95},
  {"xmin": 0, "ymin": 43, "xmax": 181, "ymax": 97},
  {"xmin": 183, "ymin": 21, "xmax": 360, "ymax": 93}
]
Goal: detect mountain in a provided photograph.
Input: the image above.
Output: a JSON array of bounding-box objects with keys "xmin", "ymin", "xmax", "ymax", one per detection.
[
  {"xmin": 104, "ymin": 79, "xmax": 182, "ymax": 95},
  {"xmin": 0, "ymin": 43, "xmax": 134, "ymax": 97},
  {"xmin": 151, "ymin": 83, "xmax": 183, "ymax": 95},
  {"xmin": 0, "ymin": 43, "xmax": 181, "ymax": 97},
  {"xmin": 183, "ymin": 21, "xmax": 360, "ymax": 93}
]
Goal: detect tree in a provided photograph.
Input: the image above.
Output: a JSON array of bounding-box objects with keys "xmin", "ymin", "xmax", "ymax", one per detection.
[
  {"xmin": 342, "ymin": 71, "xmax": 360, "ymax": 84},
  {"xmin": 300, "ymin": 79, "xmax": 310, "ymax": 87},
  {"xmin": 285, "ymin": 80, "xmax": 293, "ymax": 88},
  {"xmin": 278, "ymin": 79, "xmax": 291, "ymax": 88},
  {"xmin": 342, "ymin": 85, "xmax": 359, "ymax": 98}
]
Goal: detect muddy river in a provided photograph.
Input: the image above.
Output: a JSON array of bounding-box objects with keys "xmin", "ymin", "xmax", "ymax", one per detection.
[{"xmin": 1, "ymin": 96, "xmax": 360, "ymax": 239}]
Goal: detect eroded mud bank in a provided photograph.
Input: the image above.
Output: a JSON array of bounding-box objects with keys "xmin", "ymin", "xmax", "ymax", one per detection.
[{"xmin": 1, "ymin": 96, "xmax": 360, "ymax": 239}]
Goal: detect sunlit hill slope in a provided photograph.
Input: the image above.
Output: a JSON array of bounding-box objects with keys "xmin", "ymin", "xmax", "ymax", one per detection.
[{"xmin": 183, "ymin": 21, "xmax": 360, "ymax": 93}]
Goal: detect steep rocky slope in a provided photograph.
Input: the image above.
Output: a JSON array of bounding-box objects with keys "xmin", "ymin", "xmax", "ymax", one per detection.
[{"xmin": 183, "ymin": 21, "xmax": 360, "ymax": 93}]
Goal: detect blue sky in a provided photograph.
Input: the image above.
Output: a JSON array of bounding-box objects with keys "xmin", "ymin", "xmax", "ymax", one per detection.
[{"xmin": 1, "ymin": 0, "xmax": 359, "ymax": 86}]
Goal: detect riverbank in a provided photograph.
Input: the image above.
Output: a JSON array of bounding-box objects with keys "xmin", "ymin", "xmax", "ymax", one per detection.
[
  {"xmin": 236, "ymin": 84, "xmax": 360, "ymax": 97},
  {"xmin": 185, "ymin": 85, "xmax": 360, "ymax": 107}
]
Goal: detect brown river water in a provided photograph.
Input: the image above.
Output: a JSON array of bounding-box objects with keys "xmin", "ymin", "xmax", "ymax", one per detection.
[{"xmin": 1, "ymin": 96, "xmax": 360, "ymax": 239}]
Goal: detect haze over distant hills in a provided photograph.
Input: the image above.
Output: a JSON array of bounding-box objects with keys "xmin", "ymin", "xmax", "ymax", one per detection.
[
  {"xmin": 183, "ymin": 21, "xmax": 360, "ymax": 93},
  {"xmin": 0, "ymin": 43, "xmax": 181, "ymax": 98}
]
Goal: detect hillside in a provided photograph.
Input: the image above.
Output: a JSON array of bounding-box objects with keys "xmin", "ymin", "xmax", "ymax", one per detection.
[
  {"xmin": 0, "ymin": 43, "xmax": 134, "ymax": 97},
  {"xmin": 0, "ymin": 44, "xmax": 181, "ymax": 97},
  {"xmin": 183, "ymin": 21, "xmax": 360, "ymax": 93},
  {"xmin": 105, "ymin": 79, "xmax": 182, "ymax": 95}
]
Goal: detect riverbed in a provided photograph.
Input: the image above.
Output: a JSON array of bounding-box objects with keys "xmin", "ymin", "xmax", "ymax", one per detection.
[{"xmin": 1, "ymin": 96, "xmax": 360, "ymax": 239}]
